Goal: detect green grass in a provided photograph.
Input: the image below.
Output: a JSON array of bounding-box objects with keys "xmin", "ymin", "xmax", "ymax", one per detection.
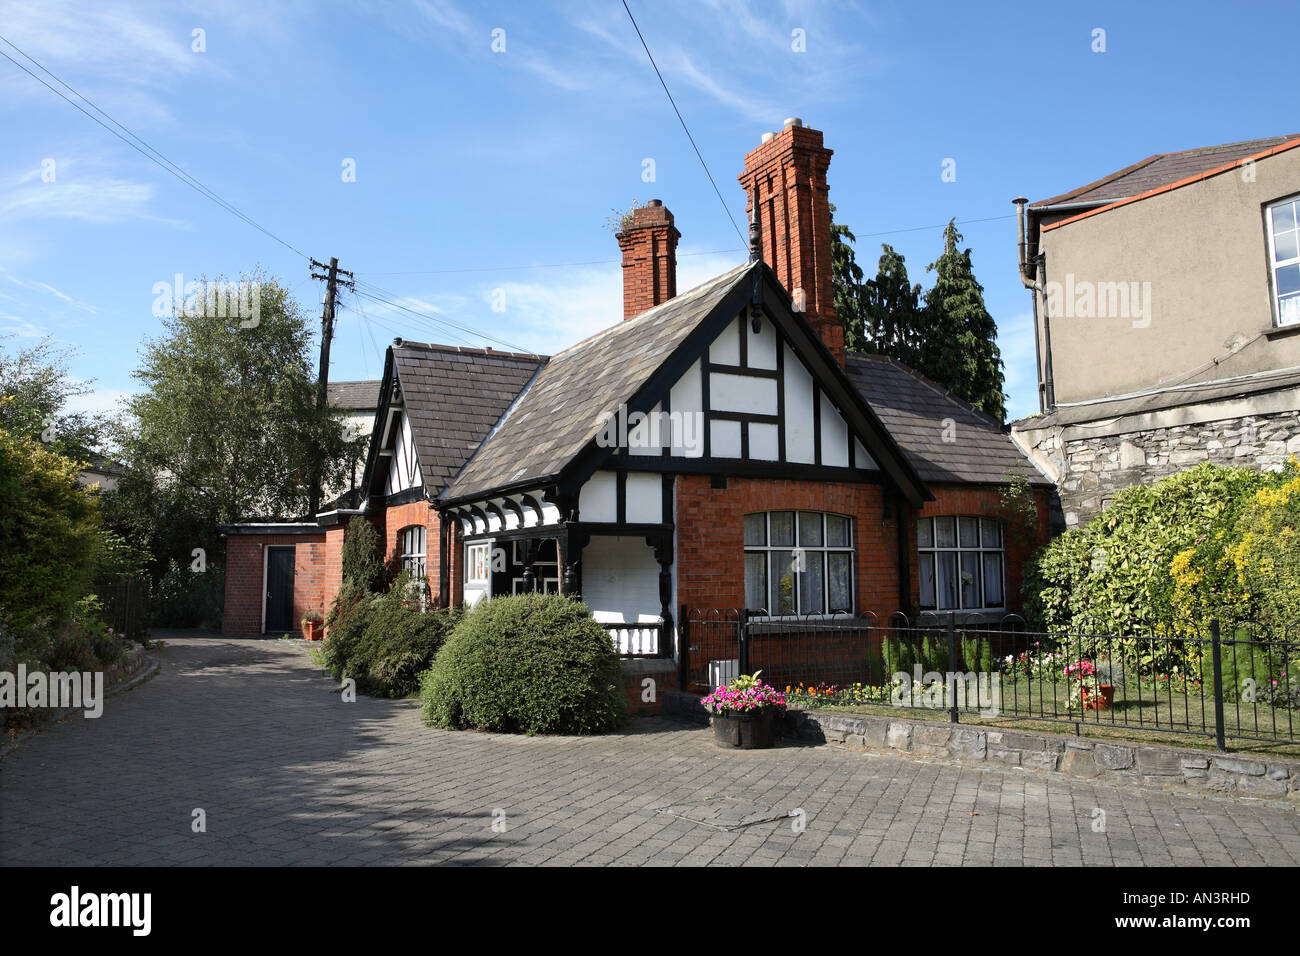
[{"xmin": 790, "ymin": 677, "xmax": 1300, "ymax": 759}]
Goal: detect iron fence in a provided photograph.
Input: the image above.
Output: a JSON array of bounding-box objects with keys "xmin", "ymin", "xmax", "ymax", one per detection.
[{"xmin": 678, "ymin": 606, "xmax": 1300, "ymax": 750}]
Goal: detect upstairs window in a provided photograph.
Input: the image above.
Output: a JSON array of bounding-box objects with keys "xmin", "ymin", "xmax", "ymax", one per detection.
[
  {"xmin": 918, "ymin": 516, "xmax": 1004, "ymax": 611},
  {"xmin": 398, "ymin": 525, "xmax": 426, "ymax": 580},
  {"xmin": 1267, "ymin": 195, "xmax": 1300, "ymax": 327},
  {"xmin": 744, "ymin": 511, "xmax": 854, "ymax": 616}
]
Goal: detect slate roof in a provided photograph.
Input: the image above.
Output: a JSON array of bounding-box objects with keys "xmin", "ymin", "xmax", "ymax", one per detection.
[
  {"xmin": 1030, "ymin": 135, "xmax": 1300, "ymax": 210},
  {"xmin": 327, "ymin": 379, "xmax": 380, "ymax": 411},
  {"xmin": 389, "ymin": 343, "xmax": 546, "ymax": 493},
  {"xmin": 1012, "ymin": 365, "xmax": 1300, "ymax": 430},
  {"xmin": 441, "ymin": 264, "xmax": 752, "ymax": 502},
  {"xmin": 845, "ymin": 353, "xmax": 1050, "ymax": 486}
]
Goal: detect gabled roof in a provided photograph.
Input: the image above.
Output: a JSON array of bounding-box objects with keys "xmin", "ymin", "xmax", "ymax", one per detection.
[
  {"xmin": 846, "ymin": 353, "xmax": 1050, "ymax": 486},
  {"xmin": 326, "ymin": 379, "xmax": 381, "ymax": 411},
  {"xmin": 360, "ymin": 343, "xmax": 546, "ymax": 499},
  {"xmin": 441, "ymin": 265, "xmax": 750, "ymax": 503},
  {"xmin": 441, "ymin": 262, "xmax": 932, "ymax": 507},
  {"xmin": 1030, "ymin": 134, "xmax": 1300, "ymax": 229}
]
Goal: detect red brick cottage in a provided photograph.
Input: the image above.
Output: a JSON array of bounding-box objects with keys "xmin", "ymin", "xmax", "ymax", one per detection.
[{"xmin": 221, "ymin": 120, "xmax": 1053, "ymax": 687}]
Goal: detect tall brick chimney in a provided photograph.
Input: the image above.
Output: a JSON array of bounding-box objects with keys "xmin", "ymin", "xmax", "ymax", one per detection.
[
  {"xmin": 616, "ymin": 199, "xmax": 680, "ymax": 320},
  {"xmin": 737, "ymin": 118, "xmax": 843, "ymax": 365}
]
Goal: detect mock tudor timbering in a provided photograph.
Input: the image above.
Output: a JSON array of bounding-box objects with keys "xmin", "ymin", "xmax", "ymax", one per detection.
[{"xmin": 221, "ymin": 120, "xmax": 1052, "ymax": 651}]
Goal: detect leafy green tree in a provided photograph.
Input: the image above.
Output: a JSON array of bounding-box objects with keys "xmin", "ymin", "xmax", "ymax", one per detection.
[
  {"xmin": 0, "ymin": 334, "xmax": 106, "ymax": 458},
  {"xmin": 0, "ymin": 427, "xmax": 100, "ymax": 631},
  {"xmin": 920, "ymin": 221, "xmax": 1006, "ymax": 422},
  {"xmin": 109, "ymin": 274, "xmax": 365, "ymax": 578}
]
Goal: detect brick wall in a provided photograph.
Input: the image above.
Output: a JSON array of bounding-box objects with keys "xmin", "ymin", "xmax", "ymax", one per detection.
[
  {"xmin": 675, "ymin": 474, "xmax": 899, "ymax": 620},
  {"xmin": 380, "ymin": 500, "xmax": 440, "ymax": 595},
  {"xmin": 222, "ymin": 532, "xmax": 328, "ymax": 635},
  {"xmin": 915, "ymin": 484, "xmax": 1052, "ymax": 614},
  {"xmin": 675, "ymin": 475, "xmax": 1052, "ymax": 621}
]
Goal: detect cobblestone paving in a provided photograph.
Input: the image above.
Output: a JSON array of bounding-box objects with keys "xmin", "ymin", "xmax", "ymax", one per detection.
[{"xmin": 2, "ymin": 637, "xmax": 1298, "ymax": 867}]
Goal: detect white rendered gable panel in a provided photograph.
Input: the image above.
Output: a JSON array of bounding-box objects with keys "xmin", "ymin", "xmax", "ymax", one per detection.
[
  {"xmin": 747, "ymin": 317, "xmax": 778, "ymax": 370},
  {"xmin": 579, "ymin": 471, "xmax": 618, "ymax": 522},
  {"xmin": 709, "ymin": 373, "xmax": 777, "ymax": 416},
  {"xmin": 669, "ymin": 358, "xmax": 704, "ymax": 458},
  {"xmin": 386, "ymin": 412, "xmax": 423, "ymax": 495},
  {"xmin": 820, "ymin": 391, "xmax": 849, "ymax": 467},
  {"xmin": 711, "ymin": 315, "xmax": 741, "ymax": 366},
  {"xmin": 783, "ymin": 344, "xmax": 815, "ymax": 463}
]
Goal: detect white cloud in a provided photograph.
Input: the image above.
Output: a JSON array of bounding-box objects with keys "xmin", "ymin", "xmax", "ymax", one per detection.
[
  {"xmin": 63, "ymin": 386, "xmax": 135, "ymax": 418},
  {"xmin": 2, "ymin": 272, "xmax": 97, "ymax": 314}
]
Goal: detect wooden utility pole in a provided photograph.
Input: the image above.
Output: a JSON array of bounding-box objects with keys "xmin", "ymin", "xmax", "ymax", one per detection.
[{"xmin": 308, "ymin": 256, "xmax": 355, "ymax": 516}]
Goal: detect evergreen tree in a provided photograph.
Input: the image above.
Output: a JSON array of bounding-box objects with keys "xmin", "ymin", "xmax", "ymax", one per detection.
[
  {"xmin": 920, "ymin": 221, "xmax": 1007, "ymax": 422},
  {"xmin": 829, "ymin": 204, "xmax": 868, "ymax": 351},
  {"xmin": 862, "ymin": 244, "xmax": 925, "ymax": 368}
]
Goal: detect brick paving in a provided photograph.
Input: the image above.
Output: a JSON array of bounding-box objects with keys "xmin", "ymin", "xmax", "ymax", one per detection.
[{"xmin": 2, "ymin": 636, "xmax": 1298, "ymax": 867}]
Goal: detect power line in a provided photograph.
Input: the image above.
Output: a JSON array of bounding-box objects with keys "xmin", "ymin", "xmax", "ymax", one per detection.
[
  {"xmin": 351, "ymin": 281, "xmax": 525, "ymax": 351},
  {"xmin": 858, "ymin": 214, "xmax": 1015, "ymax": 239},
  {"xmin": 621, "ymin": 0, "xmax": 747, "ymax": 249},
  {"xmin": 355, "ymin": 247, "xmax": 746, "ymax": 277},
  {"xmin": 0, "ymin": 32, "xmax": 312, "ymax": 262}
]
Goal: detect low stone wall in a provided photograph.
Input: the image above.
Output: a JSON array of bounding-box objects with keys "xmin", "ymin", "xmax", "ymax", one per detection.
[
  {"xmin": 621, "ymin": 659, "xmax": 679, "ymax": 715},
  {"xmin": 788, "ymin": 709, "xmax": 1300, "ymax": 804}
]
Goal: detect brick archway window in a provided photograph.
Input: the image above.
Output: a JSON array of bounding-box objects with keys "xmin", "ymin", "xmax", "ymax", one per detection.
[
  {"xmin": 743, "ymin": 511, "xmax": 854, "ymax": 616},
  {"xmin": 398, "ymin": 525, "xmax": 426, "ymax": 579},
  {"xmin": 917, "ymin": 516, "xmax": 1004, "ymax": 611}
]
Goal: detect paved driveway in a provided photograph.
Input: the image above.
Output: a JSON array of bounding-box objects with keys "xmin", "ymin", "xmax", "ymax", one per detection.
[{"xmin": 2, "ymin": 636, "xmax": 1298, "ymax": 866}]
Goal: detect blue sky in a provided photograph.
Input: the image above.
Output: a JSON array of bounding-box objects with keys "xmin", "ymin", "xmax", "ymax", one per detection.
[{"xmin": 2, "ymin": 0, "xmax": 1297, "ymax": 426}]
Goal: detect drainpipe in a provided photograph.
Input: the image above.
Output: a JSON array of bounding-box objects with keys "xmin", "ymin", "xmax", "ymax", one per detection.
[{"xmin": 1014, "ymin": 197, "xmax": 1054, "ymax": 411}]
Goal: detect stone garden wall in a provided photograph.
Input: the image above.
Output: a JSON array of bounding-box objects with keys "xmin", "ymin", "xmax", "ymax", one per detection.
[
  {"xmin": 788, "ymin": 708, "xmax": 1300, "ymax": 805},
  {"xmin": 1019, "ymin": 408, "xmax": 1300, "ymax": 528}
]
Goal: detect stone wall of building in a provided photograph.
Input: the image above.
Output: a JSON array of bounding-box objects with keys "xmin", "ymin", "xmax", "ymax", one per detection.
[{"xmin": 1021, "ymin": 408, "xmax": 1300, "ymax": 528}]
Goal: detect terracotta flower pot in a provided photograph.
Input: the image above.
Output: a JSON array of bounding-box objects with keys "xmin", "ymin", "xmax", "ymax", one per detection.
[
  {"xmin": 303, "ymin": 622, "xmax": 321, "ymax": 641},
  {"xmin": 711, "ymin": 709, "xmax": 777, "ymax": 749},
  {"xmin": 1081, "ymin": 684, "xmax": 1114, "ymax": 711}
]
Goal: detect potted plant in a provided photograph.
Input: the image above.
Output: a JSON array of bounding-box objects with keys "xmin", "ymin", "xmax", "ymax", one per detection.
[
  {"xmin": 301, "ymin": 614, "xmax": 323, "ymax": 642},
  {"xmin": 1067, "ymin": 658, "xmax": 1118, "ymax": 712},
  {"xmin": 702, "ymin": 671, "xmax": 786, "ymax": 749}
]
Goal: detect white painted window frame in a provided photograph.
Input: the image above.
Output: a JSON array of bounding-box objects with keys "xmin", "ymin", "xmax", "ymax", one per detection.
[
  {"xmin": 917, "ymin": 516, "xmax": 1006, "ymax": 612},
  {"xmin": 743, "ymin": 511, "xmax": 855, "ymax": 618},
  {"xmin": 1266, "ymin": 193, "xmax": 1300, "ymax": 328}
]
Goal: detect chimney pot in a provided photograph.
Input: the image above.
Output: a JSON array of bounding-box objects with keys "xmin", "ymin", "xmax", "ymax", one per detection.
[
  {"xmin": 783, "ymin": 117, "xmax": 802, "ymax": 128},
  {"xmin": 760, "ymin": 131, "xmax": 775, "ymax": 143}
]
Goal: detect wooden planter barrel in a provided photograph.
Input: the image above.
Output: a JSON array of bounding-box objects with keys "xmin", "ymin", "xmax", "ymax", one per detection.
[{"xmin": 711, "ymin": 708, "xmax": 778, "ymax": 749}]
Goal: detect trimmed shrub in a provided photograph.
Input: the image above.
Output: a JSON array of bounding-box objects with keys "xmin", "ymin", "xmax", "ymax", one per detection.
[
  {"xmin": 321, "ymin": 580, "xmax": 378, "ymax": 681},
  {"xmin": 350, "ymin": 576, "xmax": 461, "ymax": 697},
  {"xmin": 420, "ymin": 592, "xmax": 628, "ymax": 735}
]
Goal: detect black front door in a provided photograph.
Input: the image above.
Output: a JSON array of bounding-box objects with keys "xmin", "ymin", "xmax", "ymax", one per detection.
[{"xmin": 265, "ymin": 547, "xmax": 295, "ymax": 633}]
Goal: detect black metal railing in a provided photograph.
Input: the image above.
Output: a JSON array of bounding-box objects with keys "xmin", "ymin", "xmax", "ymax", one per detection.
[{"xmin": 678, "ymin": 606, "xmax": 1300, "ymax": 750}]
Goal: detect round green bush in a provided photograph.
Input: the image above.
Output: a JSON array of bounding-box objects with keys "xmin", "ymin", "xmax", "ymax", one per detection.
[
  {"xmin": 420, "ymin": 592, "xmax": 628, "ymax": 735},
  {"xmin": 321, "ymin": 580, "xmax": 377, "ymax": 681}
]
